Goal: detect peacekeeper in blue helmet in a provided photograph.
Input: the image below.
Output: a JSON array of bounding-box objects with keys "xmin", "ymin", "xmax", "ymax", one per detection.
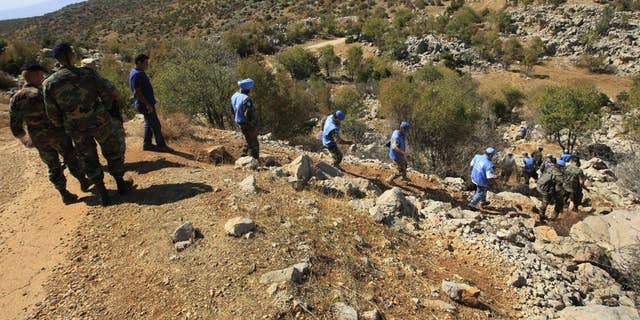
[
  {"xmin": 468, "ymin": 147, "xmax": 498, "ymax": 211},
  {"xmin": 386, "ymin": 121, "xmax": 411, "ymax": 185},
  {"xmin": 321, "ymin": 110, "xmax": 353, "ymax": 168},
  {"xmin": 231, "ymin": 78, "xmax": 259, "ymax": 159}
]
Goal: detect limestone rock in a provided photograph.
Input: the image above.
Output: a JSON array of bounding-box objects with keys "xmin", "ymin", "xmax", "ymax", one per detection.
[
  {"xmin": 235, "ymin": 156, "xmax": 258, "ymax": 170},
  {"xmin": 422, "ymin": 299, "xmax": 457, "ymax": 313},
  {"xmin": 172, "ymin": 221, "xmax": 194, "ymax": 243},
  {"xmin": 207, "ymin": 145, "xmax": 233, "ymax": 165},
  {"xmin": 333, "ymin": 302, "xmax": 358, "ymax": 320},
  {"xmin": 174, "ymin": 241, "xmax": 191, "ymax": 252},
  {"xmin": 369, "ymin": 187, "xmax": 417, "ymax": 225},
  {"xmin": 284, "ymin": 155, "xmax": 313, "ymax": 185},
  {"xmin": 260, "ymin": 262, "xmax": 310, "ymax": 284},
  {"xmin": 315, "ymin": 161, "xmax": 343, "ymax": 180},
  {"xmin": 239, "ymin": 175, "xmax": 257, "ymax": 193},
  {"xmin": 224, "ymin": 217, "xmax": 255, "ymax": 237},
  {"xmin": 362, "ymin": 309, "xmax": 382, "ymax": 320},
  {"xmin": 557, "ymin": 305, "xmax": 639, "ymax": 320},
  {"xmin": 441, "ymin": 280, "xmax": 481, "ymax": 307}
]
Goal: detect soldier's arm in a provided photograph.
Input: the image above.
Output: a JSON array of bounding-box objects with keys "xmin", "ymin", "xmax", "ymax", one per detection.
[
  {"xmin": 43, "ymin": 85, "xmax": 64, "ymax": 127},
  {"xmin": 9, "ymin": 95, "xmax": 26, "ymax": 138}
]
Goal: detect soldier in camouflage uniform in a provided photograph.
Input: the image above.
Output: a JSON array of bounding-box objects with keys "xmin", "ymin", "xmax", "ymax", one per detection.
[
  {"xmin": 563, "ymin": 157, "xmax": 586, "ymax": 211},
  {"xmin": 536, "ymin": 160, "xmax": 566, "ymax": 221},
  {"xmin": 43, "ymin": 42, "xmax": 134, "ymax": 206},
  {"xmin": 10, "ymin": 63, "xmax": 91, "ymax": 204}
]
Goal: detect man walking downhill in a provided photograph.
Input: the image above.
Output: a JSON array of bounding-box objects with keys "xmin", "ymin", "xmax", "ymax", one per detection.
[
  {"xmin": 536, "ymin": 159, "xmax": 566, "ymax": 221},
  {"xmin": 500, "ymin": 152, "xmax": 515, "ymax": 184},
  {"xmin": 321, "ymin": 110, "xmax": 352, "ymax": 168},
  {"xmin": 231, "ymin": 78, "xmax": 259, "ymax": 159},
  {"xmin": 10, "ymin": 63, "xmax": 91, "ymax": 204},
  {"xmin": 520, "ymin": 152, "xmax": 537, "ymax": 184},
  {"xmin": 563, "ymin": 157, "xmax": 586, "ymax": 212},
  {"xmin": 129, "ymin": 54, "xmax": 172, "ymax": 152},
  {"xmin": 386, "ymin": 121, "xmax": 410, "ymax": 184},
  {"xmin": 531, "ymin": 146, "xmax": 544, "ymax": 169},
  {"xmin": 468, "ymin": 147, "xmax": 497, "ymax": 212},
  {"xmin": 43, "ymin": 42, "xmax": 134, "ymax": 206}
]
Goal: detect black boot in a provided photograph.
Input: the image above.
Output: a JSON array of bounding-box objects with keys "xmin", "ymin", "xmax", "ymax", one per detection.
[
  {"xmin": 94, "ymin": 183, "xmax": 110, "ymax": 206},
  {"xmin": 59, "ymin": 189, "xmax": 79, "ymax": 205},
  {"xmin": 115, "ymin": 177, "xmax": 135, "ymax": 195},
  {"xmin": 79, "ymin": 177, "xmax": 93, "ymax": 192}
]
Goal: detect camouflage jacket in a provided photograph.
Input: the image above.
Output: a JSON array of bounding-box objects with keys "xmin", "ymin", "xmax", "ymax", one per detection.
[
  {"xmin": 43, "ymin": 66, "xmax": 115, "ymax": 133},
  {"xmin": 564, "ymin": 165, "xmax": 585, "ymax": 192},
  {"xmin": 9, "ymin": 84, "xmax": 65, "ymax": 143}
]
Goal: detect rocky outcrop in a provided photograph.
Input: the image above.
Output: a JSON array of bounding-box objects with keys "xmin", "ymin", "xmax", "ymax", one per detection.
[{"xmin": 557, "ymin": 305, "xmax": 640, "ymax": 320}]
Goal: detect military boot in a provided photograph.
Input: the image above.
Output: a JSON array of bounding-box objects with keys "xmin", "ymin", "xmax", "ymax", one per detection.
[
  {"xmin": 94, "ymin": 183, "xmax": 110, "ymax": 206},
  {"xmin": 59, "ymin": 189, "xmax": 79, "ymax": 205},
  {"xmin": 115, "ymin": 177, "xmax": 135, "ymax": 195},
  {"xmin": 79, "ymin": 177, "xmax": 93, "ymax": 193}
]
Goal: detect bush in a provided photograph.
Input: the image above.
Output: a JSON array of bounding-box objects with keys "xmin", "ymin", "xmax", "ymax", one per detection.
[
  {"xmin": 487, "ymin": 87, "xmax": 524, "ymax": 123},
  {"xmin": 502, "ymin": 37, "xmax": 523, "ymax": 69},
  {"xmin": 345, "ymin": 46, "xmax": 364, "ymax": 79},
  {"xmin": 361, "ymin": 17, "xmax": 387, "ymax": 46},
  {"xmin": 154, "ymin": 40, "xmax": 238, "ymax": 128},
  {"xmin": 596, "ymin": 5, "xmax": 615, "ymax": 36},
  {"xmin": 383, "ymin": 32, "xmax": 408, "ymax": 60},
  {"xmin": 537, "ymin": 85, "xmax": 603, "ymax": 150},
  {"xmin": 317, "ymin": 45, "xmax": 341, "ymax": 78},
  {"xmin": 98, "ymin": 54, "xmax": 135, "ymax": 119},
  {"xmin": 379, "ymin": 67, "xmax": 483, "ymax": 175},
  {"xmin": 0, "ymin": 41, "xmax": 41, "ymax": 75},
  {"xmin": 445, "ymin": 7, "xmax": 481, "ymax": 44},
  {"xmin": 576, "ymin": 54, "xmax": 616, "ymax": 74},
  {"xmin": 275, "ymin": 47, "xmax": 319, "ymax": 80},
  {"xmin": 0, "ymin": 71, "xmax": 16, "ymax": 90},
  {"xmin": 333, "ymin": 86, "xmax": 365, "ymax": 119},
  {"xmin": 221, "ymin": 22, "xmax": 275, "ymax": 57}
]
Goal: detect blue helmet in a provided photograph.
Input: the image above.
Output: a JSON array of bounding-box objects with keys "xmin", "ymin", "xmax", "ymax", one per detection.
[
  {"xmin": 400, "ymin": 121, "xmax": 410, "ymax": 130},
  {"xmin": 485, "ymin": 147, "xmax": 496, "ymax": 155},
  {"xmin": 546, "ymin": 153, "xmax": 553, "ymax": 158},
  {"xmin": 557, "ymin": 160, "xmax": 566, "ymax": 167},
  {"xmin": 538, "ymin": 146, "xmax": 544, "ymax": 151},
  {"xmin": 563, "ymin": 149, "xmax": 569, "ymax": 153},
  {"xmin": 238, "ymin": 78, "xmax": 254, "ymax": 90},
  {"xmin": 335, "ymin": 110, "xmax": 346, "ymax": 120}
]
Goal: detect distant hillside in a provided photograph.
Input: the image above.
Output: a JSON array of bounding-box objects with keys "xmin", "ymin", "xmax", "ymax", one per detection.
[{"xmin": 0, "ymin": 0, "xmax": 383, "ymax": 45}]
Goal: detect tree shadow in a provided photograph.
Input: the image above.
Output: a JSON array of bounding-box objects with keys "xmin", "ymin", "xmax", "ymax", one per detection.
[
  {"xmin": 120, "ymin": 182, "xmax": 213, "ymax": 206},
  {"xmin": 125, "ymin": 159, "xmax": 186, "ymax": 174}
]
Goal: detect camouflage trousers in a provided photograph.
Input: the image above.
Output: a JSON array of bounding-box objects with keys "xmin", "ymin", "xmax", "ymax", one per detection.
[
  {"xmin": 326, "ymin": 145, "xmax": 343, "ymax": 167},
  {"xmin": 71, "ymin": 119, "xmax": 126, "ymax": 184},
  {"xmin": 389, "ymin": 158, "xmax": 408, "ymax": 181},
  {"xmin": 538, "ymin": 191, "xmax": 564, "ymax": 219},
  {"xmin": 33, "ymin": 132, "xmax": 85, "ymax": 191},
  {"xmin": 240, "ymin": 123, "xmax": 259, "ymax": 159},
  {"xmin": 565, "ymin": 188, "xmax": 583, "ymax": 211}
]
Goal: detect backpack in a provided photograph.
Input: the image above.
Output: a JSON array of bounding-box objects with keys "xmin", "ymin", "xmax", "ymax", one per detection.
[{"xmin": 537, "ymin": 172, "xmax": 555, "ymax": 194}]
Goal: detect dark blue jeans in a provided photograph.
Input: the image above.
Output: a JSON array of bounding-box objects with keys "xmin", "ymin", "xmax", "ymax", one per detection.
[{"xmin": 141, "ymin": 110, "xmax": 166, "ymax": 147}]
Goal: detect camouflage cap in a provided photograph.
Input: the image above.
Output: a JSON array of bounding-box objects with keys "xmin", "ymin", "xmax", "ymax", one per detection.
[
  {"xmin": 20, "ymin": 63, "xmax": 47, "ymax": 72},
  {"xmin": 51, "ymin": 42, "xmax": 73, "ymax": 59}
]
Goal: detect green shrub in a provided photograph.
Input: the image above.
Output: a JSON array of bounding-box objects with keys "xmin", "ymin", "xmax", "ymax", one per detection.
[
  {"xmin": 576, "ymin": 54, "xmax": 616, "ymax": 74},
  {"xmin": 0, "ymin": 71, "xmax": 16, "ymax": 90},
  {"xmin": 596, "ymin": 5, "xmax": 615, "ymax": 36},
  {"xmin": 0, "ymin": 41, "xmax": 41, "ymax": 75},
  {"xmin": 221, "ymin": 22, "xmax": 275, "ymax": 57},
  {"xmin": 345, "ymin": 46, "xmax": 364, "ymax": 79},
  {"xmin": 537, "ymin": 85, "xmax": 603, "ymax": 150},
  {"xmin": 98, "ymin": 54, "xmax": 135, "ymax": 119},
  {"xmin": 276, "ymin": 47, "xmax": 319, "ymax": 80},
  {"xmin": 445, "ymin": 7, "xmax": 481, "ymax": 44},
  {"xmin": 502, "ymin": 37, "xmax": 523, "ymax": 69},
  {"xmin": 333, "ymin": 86, "xmax": 365, "ymax": 119},
  {"xmin": 317, "ymin": 45, "xmax": 341, "ymax": 78},
  {"xmin": 154, "ymin": 40, "xmax": 238, "ymax": 128},
  {"xmin": 361, "ymin": 17, "xmax": 387, "ymax": 46},
  {"xmin": 383, "ymin": 32, "xmax": 408, "ymax": 60}
]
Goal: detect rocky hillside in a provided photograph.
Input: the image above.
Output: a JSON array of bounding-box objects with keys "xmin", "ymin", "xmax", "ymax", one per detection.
[{"xmin": 1, "ymin": 105, "xmax": 638, "ymax": 319}]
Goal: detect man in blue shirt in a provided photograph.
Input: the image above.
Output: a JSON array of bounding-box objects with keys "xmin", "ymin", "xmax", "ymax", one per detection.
[
  {"xmin": 468, "ymin": 147, "xmax": 497, "ymax": 211},
  {"xmin": 321, "ymin": 110, "xmax": 352, "ymax": 167},
  {"xmin": 519, "ymin": 151, "xmax": 538, "ymax": 184},
  {"xmin": 560, "ymin": 149, "xmax": 572, "ymax": 162},
  {"xmin": 231, "ymin": 78, "xmax": 259, "ymax": 159},
  {"xmin": 386, "ymin": 121, "xmax": 410, "ymax": 184},
  {"xmin": 129, "ymin": 54, "xmax": 171, "ymax": 152}
]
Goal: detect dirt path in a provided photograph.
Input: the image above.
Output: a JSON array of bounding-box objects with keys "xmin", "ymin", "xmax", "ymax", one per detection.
[{"xmin": 0, "ymin": 110, "xmax": 90, "ymax": 319}]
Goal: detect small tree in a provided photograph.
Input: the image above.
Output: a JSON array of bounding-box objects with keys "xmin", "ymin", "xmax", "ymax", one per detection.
[
  {"xmin": 537, "ymin": 86, "xmax": 603, "ymax": 151},
  {"xmin": 345, "ymin": 46, "xmax": 364, "ymax": 80},
  {"xmin": 275, "ymin": 47, "xmax": 319, "ymax": 80},
  {"xmin": 522, "ymin": 36, "xmax": 544, "ymax": 75},
  {"xmin": 361, "ymin": 17, "xmax": 387, "ymax": 47},
  {"xmin": 596, "ymin": 5, "xmax": 615, "ymax": 36},
  {"xmin": 317, "ymin": 45, "xmax": 341, "ymax": 78},
  {"xmin": 502, "ymin": 37, "xmax": 523, "ymax": 70},
  {"xmin": 154, "ymin": 40, "xmax": 238, "ymax": 128}
]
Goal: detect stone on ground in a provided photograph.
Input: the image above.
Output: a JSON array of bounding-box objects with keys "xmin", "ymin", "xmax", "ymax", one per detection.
[
  {"xmin": 224, "ymin": 217, "xmax": 256, "ymax": 237},
  {"xmin": 260, "ymin": 262, "xmax": 310, "ymax": 284},
  {"xmin": 284, "ymin": 155, "xmax": 313, "ymax": 185},
  {"xmin": 369, "ymin": 187, "xmax": 417, "ymax": 225},
  {"xmin": 239, "ymin": 175, "xmax": 257, "ymax": 193},
  {"xmin": 441, "ymin": 280, "xmax": 481, "ymax": 307},
  {"xmin": 422, "ymin": 299, "xmax": 457, "ymax": 313},
  {"xmin": 315, "ymin": 161, "xmax": 343, "ymax": 180},
  {"xmin": 207, "ymin": 145, "xmax": 233, "ymax": 165},
  {"xmin": 332, "ymin": 302, "xmax": 358, "ymax": 320},
  {"xmin": 172, "ymin": 221, "xmax": 195, "ymax": 243},
  {"xmin": 557, "ymin": 305, "xmax": 639, "ymax": 320},
  {"xmin": 235, "ymin": 156, "xmax": 259, "ymax": 170}
]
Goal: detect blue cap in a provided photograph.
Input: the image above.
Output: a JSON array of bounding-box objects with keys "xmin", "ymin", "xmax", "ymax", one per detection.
[
  {"xmin": 238, "ymin": 78, "xmax": 254, "ymax": 90},
  {"xmin": 538, "ymin": 146, "xmax": 544, "ymax": 150},
  {"xmin": 400, "ymin": 121, "xmax": 410, "ymax": 130},
  {"xmin": 557, "ymin": 160, "xmax": 566, "ymax": 167},
  {"xmin": 51, "ymin": 42, "xmax": 72, "ymax": 59},
  {"xmin": 485, "ymin": 147, "xmax": 496, "ymax": 155},
  {"xmin": 564, "ymin": 149, "xmax": 569, "ymax": 153},
  {"xmin": 546, "ymin": 153, "xmax": 553, "ymax": 158},
  {"xmin": 335, "ymin": 110, "xmax": 346, "ymax": 120}
]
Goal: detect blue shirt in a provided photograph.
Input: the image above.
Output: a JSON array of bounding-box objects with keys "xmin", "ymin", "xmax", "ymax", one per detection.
[
  {"xmin": 389, "ymin": 129, "xmax": 406, "ymax": 161},
  {"xmin": 470, "ymin": 154, "xmax": 495, "ymax": 187},
  {"xmin": 231, "ymin": 92, "xmax": 255, "ymax": 124},
  {"xmin": 322, "ymin": 114, "xmax": 340, "ymax": 147},
  {"xmin": 523, "ymin": 157, "xmax": 536, "ymax": 172},
  {"xmin": 560, "ymin": 153, "xmax": 572, "ymax": 162},
  {"xmin": 129, "ymin": 68, "xmax": 156, "ymax": 110}
]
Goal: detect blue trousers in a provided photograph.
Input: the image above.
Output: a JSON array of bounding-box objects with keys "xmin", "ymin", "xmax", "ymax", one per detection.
[
  {"xmin": 469, "ymin": 185, "xmax": 488, "ymax": 207},
  {"xmin": 141, "ymin": 111, "xmax": 166, "ymax": 147}
]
